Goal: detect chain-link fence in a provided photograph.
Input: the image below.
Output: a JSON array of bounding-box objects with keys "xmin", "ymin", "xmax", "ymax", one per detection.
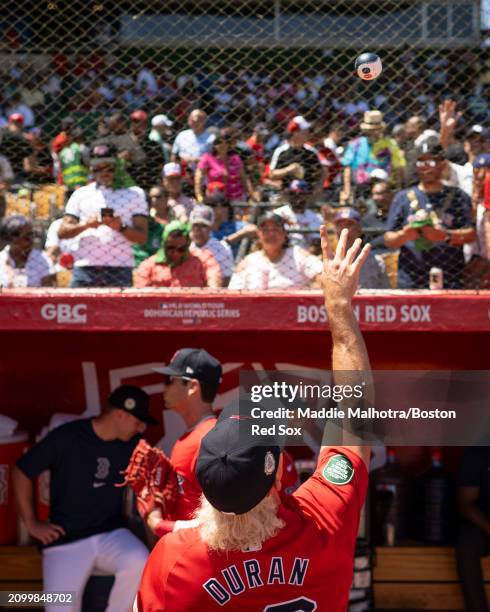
[{"xmin": 0, "ymin": 0, "xmax": 489, "ymax": 290}]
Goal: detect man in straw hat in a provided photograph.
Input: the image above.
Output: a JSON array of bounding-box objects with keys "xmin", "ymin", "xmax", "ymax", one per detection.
[
  {"xmin": 135, "ymin": 226, "xmax": 372, "ymax": 611},
  {"xmin": 342, "ymin": 109, "xmax": 405, "ymax": 201}
]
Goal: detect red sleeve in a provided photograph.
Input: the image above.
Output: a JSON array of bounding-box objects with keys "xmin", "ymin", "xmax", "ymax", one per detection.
[
  {"xmin": 135, "ymin": 538, "xmax": 167, "ymax": 611},
  {"xmin": 293, "ymin": 447, "xmax": 368, "ymax": 547}
]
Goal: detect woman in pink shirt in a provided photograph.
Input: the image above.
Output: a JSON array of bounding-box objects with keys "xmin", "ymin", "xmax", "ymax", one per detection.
[{"xmin": 195, "ymin": 131, "xmax": 255, "ymax": 203}]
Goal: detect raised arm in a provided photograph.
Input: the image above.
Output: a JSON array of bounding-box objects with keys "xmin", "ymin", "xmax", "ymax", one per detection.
[{"xmin": 320, "ymin": 225, "xmax": 372, "ymax": 468}]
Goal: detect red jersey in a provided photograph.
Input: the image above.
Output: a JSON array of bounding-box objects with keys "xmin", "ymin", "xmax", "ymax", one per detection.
[
  {"xmin": 316, "ymin": 145, "xmax": 342, "ymax": 188},
  {"xmin": 135, "ymin": 446, "xmax": 368, "ymax": 611},
  {"xmin": 281, "ymin": 450, "xmax": 300, "ymax": 494},
  {"xmin": 170, "ymin": 416, "xmax": 217, "ymax": 520}
]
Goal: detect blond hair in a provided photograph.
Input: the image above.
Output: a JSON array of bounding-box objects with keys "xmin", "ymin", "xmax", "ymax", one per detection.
[{"xmin": 195, "ymin": 494, "xmax": 285, "ymax": 552}]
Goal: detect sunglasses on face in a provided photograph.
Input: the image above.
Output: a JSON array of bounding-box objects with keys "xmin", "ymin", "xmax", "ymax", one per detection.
[
  {"xmin": 260, "ymin": 225, "xmax": 283, "ymax": 233},
  {"xmin": 165, "ymin": 375, "xmax": 191, "ymax": 385},
  {"xmin": 416, "ymin": 158, "xmax": 443, "ymax": 167},
  {"xmin": 165, "ymin": 245, "xmax": 188, "ymax": 253},
  {"xmin": 93, "ymin": 165, "xmax": 115, "ymax": 173}
]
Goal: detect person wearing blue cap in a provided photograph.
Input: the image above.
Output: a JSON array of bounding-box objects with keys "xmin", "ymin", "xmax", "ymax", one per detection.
[
  {"xmin": 334, "ymin": 207, "xmax": 390, "ymax": 289},
  {"xmin": 13, "ymin": 385, "xmax": 156, "ymax": 612},
  {"xmin": 136, "ymin": 226, "xmax": 373, "ymax": 611}
]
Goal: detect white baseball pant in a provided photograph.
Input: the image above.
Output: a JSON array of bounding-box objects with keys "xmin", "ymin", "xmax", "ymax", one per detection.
[{"xmin": 42, "ymin": 527, "xmax": 148, "ymax": 612}]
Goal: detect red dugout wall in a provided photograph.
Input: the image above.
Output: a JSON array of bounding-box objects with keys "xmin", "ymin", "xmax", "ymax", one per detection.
[{"xmin": 1, "ymin": 289, "xmax": 489, "ymax": 447}]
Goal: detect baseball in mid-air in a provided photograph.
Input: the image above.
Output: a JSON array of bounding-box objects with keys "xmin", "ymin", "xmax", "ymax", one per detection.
[{"xmin": 355, "ymin": 52, "xmax": 382, "ymax": 80}]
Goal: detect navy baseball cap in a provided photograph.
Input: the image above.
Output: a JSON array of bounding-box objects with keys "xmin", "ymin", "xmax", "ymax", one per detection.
[
  {"xmin": 108, "ymin": 385, "xmax": 157, "ymax": 425},
  {"xmin": 153, "ymin": 348, "xmax": 223, "ymax": 390},
  {"xmin": 90, "ymin": 142, "xmax": 117, "ymax": 167},
  {"xmin": 334, "ymin": 207, "xmax": 362, "ymax": 224},
  {"xmin": 473, "ymin": 154, "xmax": 490, "ymax": 168},
  {"xmin": 286, "ymin": 179, "xmax": 312, "ymax": 193},
  {"xmin": 196, "ymin": 413, "xmax": 281, "ymax": 514},
  {"xmin": 465, "ymin": 125, "xmax": 490, "ymax": 140},
  {"xmin": 415, "ymin": 139, "xmax": 446, "ymax": 160}
]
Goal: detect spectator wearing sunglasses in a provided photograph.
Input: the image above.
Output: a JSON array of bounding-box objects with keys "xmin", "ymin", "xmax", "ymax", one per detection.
[
  {"xmin": 134, "ymin": 220, "xmax": 221, "ymax": 288},
  {"xmin": 58, "ymin": 142, "xmax": 148, "ymax": 287},
  {"xmin": 0, "ymin": 214, "xmax": 54, "ymax": 287},
  {"xmin": 384, "ymin": 139, "xmax": 475, "ymax": 288},
  {"xmin": 206, "ymin": 182, "xmax": 257, "ymax": 256},
  {"xmin": 133, "ymin": 186, "xmax": 174, "ymax": 267},
  {"xmin": 143, "ymin": 349, "xmax": 223, "ymax": 537},
  {"xmin": 194, "ymin": 128, "xmax": 256, "ymax": 204}
]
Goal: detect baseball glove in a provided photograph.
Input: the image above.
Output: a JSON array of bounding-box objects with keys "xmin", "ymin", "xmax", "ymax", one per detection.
[{"xmin": 116, "ymin": 440, "xmax": 179, "ymax": 520}]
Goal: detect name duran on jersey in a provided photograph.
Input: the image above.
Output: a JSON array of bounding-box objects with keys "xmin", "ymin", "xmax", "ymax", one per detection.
[{"xmin": 203, "ymin": 556, "xmax": 309, "ymax": 605}]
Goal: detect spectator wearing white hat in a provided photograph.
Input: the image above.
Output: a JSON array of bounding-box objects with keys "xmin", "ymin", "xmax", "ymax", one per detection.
[
  {"xmin": 162, "ymin": 162, "xmax": 196, "ymax": 221},
  {"xmin": 149, "ymin": 114, "xmax": 174, "ymax": 162},
  {"xmin": 190, "ymin": 205, "xmax": 234, "ymax": 286},
  {"xmin": 269, "ymin": 115, "xmax": 323, "ymax": 194}
]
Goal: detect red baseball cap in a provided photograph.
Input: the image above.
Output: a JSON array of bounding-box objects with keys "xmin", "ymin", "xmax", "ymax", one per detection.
[
  {"xmin": 287, "ymin": 115, "xmax": 312, "ymax": 133},
  {"xmin": 8, "ymin": 113, "xmax": 24, "ymax": 125},
  {"xmin": 130, "ymin": 110, "xmax": 148, "ymax": 122}
]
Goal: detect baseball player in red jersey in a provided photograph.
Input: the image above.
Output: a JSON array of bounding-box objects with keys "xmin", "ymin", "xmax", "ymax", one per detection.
[
  {"xmin": 136, "ymin": 225, "xmax": 371, "ymax": 611},
  {"xmin": 144, "ymin": 350, "xmax": 299, "ymax": 538},
  {"xmin": 146, "ymin": 349, "xmax": 222, "ymax": 536}
]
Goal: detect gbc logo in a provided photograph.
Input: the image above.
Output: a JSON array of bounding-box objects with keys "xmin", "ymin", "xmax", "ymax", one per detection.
[{"xmin": 41, "ymin": 303, "xmax": 88, "ymax": 324}]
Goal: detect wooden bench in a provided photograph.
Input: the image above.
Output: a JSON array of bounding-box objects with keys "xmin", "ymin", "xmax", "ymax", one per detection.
[
  {"xmin": 373, "ymin": 546, "xmax": 490, "ymax": 610},
  {"xmin": 0, "ymin": 546, "xmax": 42, "ymax": 593},
  {"xmin": 3, "ymin": 544, "xmax": 490, "ymax": 610},
  {"xmin": 0, "ymin": 546, "xmax": 113, "ymax": 611}
]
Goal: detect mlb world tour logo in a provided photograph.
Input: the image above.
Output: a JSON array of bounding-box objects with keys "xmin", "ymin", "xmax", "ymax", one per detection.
[{"xmin": 297, "ymin": 303, "xmax": 431, "ymax": 324}]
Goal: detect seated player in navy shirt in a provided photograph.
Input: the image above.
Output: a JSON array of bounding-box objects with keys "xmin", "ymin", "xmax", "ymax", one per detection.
[
  {"xmin": 384, "ymin": 139, "xmax": 475, "ymax": 288},
  {"xmin": 13, "ymin": 385, "xmax": 157, "ymax": 612}
]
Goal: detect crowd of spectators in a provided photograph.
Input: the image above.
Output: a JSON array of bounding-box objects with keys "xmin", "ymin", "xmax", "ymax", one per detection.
[{"xmin": 0, "ymin": 88, "xmax": 489, "ymax": 290}]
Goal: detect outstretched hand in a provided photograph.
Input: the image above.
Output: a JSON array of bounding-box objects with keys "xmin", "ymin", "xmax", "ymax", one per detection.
[
  {"xmin": 438, "ymin": 99, "xmax": 462, "ymax": 133},
  {"xmin": 320, "ymin": 226, "xmax": 371, "ymax": 304}
]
